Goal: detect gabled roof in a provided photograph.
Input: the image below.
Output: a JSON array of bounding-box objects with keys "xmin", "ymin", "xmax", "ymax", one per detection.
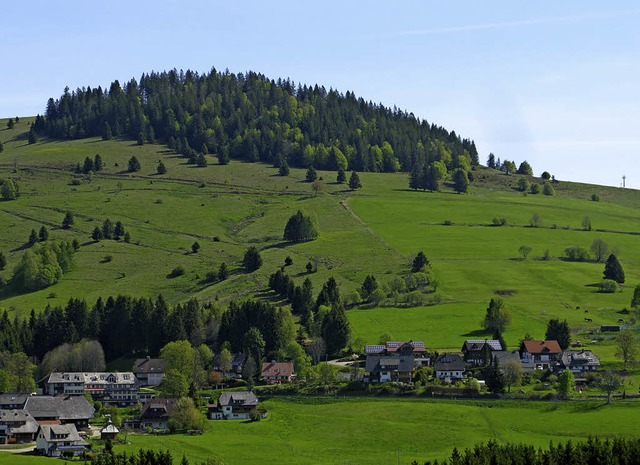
[
  {"xmin": 365, "ymin": 354, "xmax": 414, "ymax": 373},
  {"xmin": 462, "ymin": 340, "xmax": 503, "ymax": 352},
  {"xmin": 25, "ymin": 396, "xmax": 95, "ymax": 421},
  {"xmin": 140, "ymin": 398, "xmax": 177, "ymax": 420},
  {"xmin": 434, "ymin": 353, "xmax": 465, "ymax": 372},
  {"xmin": 0, "ymin": 409, "xmax": 38, "ymax": 434},
  {"xmin": 37, "ymin": 423, "xmax": 87, "ymax": 445},
  {"xmin": 261, "ymin": 361, "xmax": 295, "ymax": 378},
  {"xmin": 0, "ymin": 393, "xmax": 29, "ymax": 408},
  {"xmin": 218, "ymin": 391, "xmax": 258, "ymax": 407},
  {"xmin": 521, "ymin": 340, "xmax": 562, "ymax": 355},
  {"xmin": 100, "ymin": 422, "xmax": 120, "ymax": 434},
  {"xmin": 365, "ymin": 341, "xmax": 426, "ymax": 355},
  {"xmin": 133, "ymin": 358, "xmax": 164, "ymax": 374}
]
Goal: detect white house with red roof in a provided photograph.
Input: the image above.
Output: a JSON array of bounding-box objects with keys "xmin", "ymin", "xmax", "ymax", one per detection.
[{"xmin": 519, "ymin": 340, "xmax": 562, "ymax": 371}]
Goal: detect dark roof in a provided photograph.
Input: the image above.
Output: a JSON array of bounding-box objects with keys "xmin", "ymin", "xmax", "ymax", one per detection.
[
  {"xmin": 218, "ymin": 391, "xmax": 258, "ymax": 407},
  {"xmin": 462, "ymin": 340, "xmax": 503, "ymax": 352},
  {"xmin": 140, "ymin": 398, "xmax": 177, "ymax": 420},
  {"xmin": 37, "ymin": 424, "xmax": 87, "ymax": 445},
  {"xmin": 561, "ymin": 349, "xmax": 600, "ymax": 368},
  {"xmin": 434, "ymin": 353, "xmax": 465, "ymax": 372},
  {"xmin": 365, "ymin": 355, "xmax": 414, "ymax": 373},
  {"xmin": 133, "ymin": 358, "xmax": 164, "ymax": 374},
  {"xmin": 0, "ymin": 393, "xmax": 29, "ymax": 408},
  {"xmin": 0, "ymin": 409, "xmax": 38, "ymax": 434},
  {"xmin": 521, "ymin": 340, "xmax": 562, "ymax": 355},
  {"xmin": 25, "ymin": 396, "xmax": 94, "ymax": 421},
  {"xmin": 493, "ymin": 350, "xmax": 521, "ymax": 365}
]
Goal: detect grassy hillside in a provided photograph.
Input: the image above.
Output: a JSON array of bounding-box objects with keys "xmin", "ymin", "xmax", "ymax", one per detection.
[{"xmin": 2, "ymin": 117, "xmax": 640, "ymax": 359}]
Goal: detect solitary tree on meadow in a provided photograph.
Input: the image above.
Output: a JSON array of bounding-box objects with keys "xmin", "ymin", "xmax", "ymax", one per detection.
[
  {"xmin": 348, "ymin": 171, "xmax": 362, "ymax": 190},
  {"xmin": 603, "ymin": 253, "xmax": 625, "ymax": 284}
]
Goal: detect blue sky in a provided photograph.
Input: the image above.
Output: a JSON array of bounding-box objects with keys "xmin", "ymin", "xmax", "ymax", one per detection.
[{"xmin": 2, "ymin": 1, "xmax": 639, "ymax": 188}]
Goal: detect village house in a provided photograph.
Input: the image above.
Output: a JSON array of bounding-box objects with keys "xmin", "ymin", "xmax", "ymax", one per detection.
[
  {"xmin": 45, "ymin": 372, "xmax": 139, "ymax": 405},
  {"xmin": 0, "ymin": 394, "xmax": 29, "ymax": 410},
  {"xmin": 35, "ymin": 423, "xmax": 88, "ymax": 457},
  {"xmin": 364, "ymin": 355, "xmax": 414, "ymax": 383},
  {"xmin": 0, "ymin": 409, "xmax": 38, "ymax": 444},
  {"xmin": 24, "ymin": 396, "xmax": 95, "ymax": 431},
  {"xmin": 556, "ymin": 349, "xmax": 600, "ymax": 374},
  {"xmin": 133, "ymin": 357, "xmax": 165, "ymax": 387},
  {"xmin": 461, "ymin": 340, "xmax": 503, "ymax": 365},
  {"xmin": 212, "ymin": 352, "xmax": 246, "ymax": 378},
  {"xmin": 519, "ymin": 340, "xmax": 562, "ymax": 371},
  {"xmin": 137, "ymin": 398, "xmax": 177, "ymax": 432},
  {"xmin": 261, "ymin": 361, "xmax": 295, "ymax": 384},
  {"xmin": 434, "ymin": 353, "xmax": 466, "ymax": 381},
  {"xmin": 208, "ymin": 391, "xmax": 259, "ymax": 420},
  {"xmin": 365, "ymin": 341, "xmax": 429, "ymax": 365}
]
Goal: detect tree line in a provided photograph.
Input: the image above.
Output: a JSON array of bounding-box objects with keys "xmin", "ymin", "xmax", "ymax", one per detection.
[
  {"xmin": 416, "ymin": 437, "xmax": 640, "ymax": 465},
  {"xmin": 34, "ymin": 68, "xmax": 477, "ymax": 173}
]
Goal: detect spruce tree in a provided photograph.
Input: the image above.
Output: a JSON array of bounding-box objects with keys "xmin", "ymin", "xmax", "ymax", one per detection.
[
  {"xmin": 157, "ymin": 160, "xmax": 167, "ymax": 174},
  {"xmin": 62, "ymin": 212, "xmax": 74, "ymax": 229},
  {"xmin": 28, "ymin": 229, "xmax": 38, "ymax": 246},
  {"xmin": 38, "ymin": 225, "xmax": 49, "ymax": 242},
  {"xmin": 102, "ymin": 122, "xmax": 113, "ymax": 140},
  {"xmin": 306, "ymin": 166, "xmax": 317, "ymax": 182},
  {"xmin": 0, "ymin": 251, "xmax": 6, "ymax": 270},
  {"xmin": 603, "ymin": 253, "xmax": 625, "ymax": 284},
  {"xmin": 348, "ymin": 171, "xmax": 362, "ymax": 190},
  {"xmin": 128, "ymin": 156, "xmax": 141, "ymax": 172},
  {"xmin": 337, "ymin": 168, "xmax": 346, "ymax": 184},
  {"xmin": 279, "ymin": 159, "xmax": 290, "ymax": 176},
  {"xmin": 94, "ymin": 154, "xmax": 103, "ymax": 171}
]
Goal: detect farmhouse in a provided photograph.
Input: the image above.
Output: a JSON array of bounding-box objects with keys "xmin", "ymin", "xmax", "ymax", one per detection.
[
  {"xmin": 212, "ymin": 352, "xmax": 246, "ymax": 378},
  {"xmin": 520, "ymin": 340, "xmax": 562, "ymax": 371},
  {"xmin": 25, "ymin": 395, "xmax": 94, "ymax": 430},
  {"xmin": 0, "ymin": 393, "xmax": 29, "ymax": 410},
  {"xmin": 133, "ymin": 357, "xmax": 165, "ymax": 387},
  {"xmin": 0, "ymin": 409, "xmax": 38, "ymax": 444},
  {"xmin": 45, "ymin": 372, "xmax": 139, "ymax": 404},
  {"xmin": 365, "ymin": 355, "xmax": 414, "ymax": 383},
  {"xmin": 556, "ymin": 349, "xmax": 600, "ymax": 374},
  {"xmin": 208, "ymin": 391, "xmax": 259, "ymax": 420},
  {"xmin": 35, "ymin": 423, "xmax": 88, "ymax": 457},
  {"xmin": 138, "ymin": 398, "xmax": 177, "ymax": 432},
  {"xmin": 261, "ymin": 361, "xmax": 295, "ymax": 384},
  {"xmin": 434, "ymin": 353, "xmax": 466, "ymax": 381},
  {"xmin": 461, "ymin": 340, "xmax": 503, "ymax": 365}
]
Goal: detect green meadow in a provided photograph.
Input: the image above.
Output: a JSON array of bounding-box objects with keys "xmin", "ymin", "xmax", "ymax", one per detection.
[
  {"xmin": 108, "ymin": 398, "xmax": 640, "ymax": 464},
  {"xmin": 3, "ymin": 118, "xmax": 640, "ymax": 359}
]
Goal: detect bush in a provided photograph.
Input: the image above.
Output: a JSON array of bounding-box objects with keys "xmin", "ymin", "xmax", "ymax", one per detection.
[
  {"xmin": 543, "ymin": 181, "xmax": 555, "ymax": 196},
  {"xmin": 598, "ymin": 279, "xmax": 618, "ymax": 293},
  {"xmin": 169, "ymin": 265, "xmax": 186, "ymax": 277},
  {"xmin": 205, "ymin": 271, "xmax": 218, "ymax": 282},
  {"xmin": 564, "ymin": 246, "xmax": 589, "ymax": 262},
  {"xmin": 591, "ymin": 193, "xmax": 600, "ymax": 202},
  {"xmin": 249, "ymin": 409, "xmax": 262, "ymax": 422},
  {"xmin": 529, "ymin": 183, "xmax": 541, "ymax": 194},
  {"xmin": 492, "ymin": 217, "xmax": 507, "ymax": 226}
]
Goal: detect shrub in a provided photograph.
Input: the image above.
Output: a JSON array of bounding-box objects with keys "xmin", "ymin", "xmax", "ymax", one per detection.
[
  {"xmin": 169, "ymin": 265, "xmax": 186, "ymax": 278},
  {"xmin": 564, "ymin": 246, "xmax": 589, "ymax": 262},
  {"xmin": 591, "ymin": 193, "xmax": 600, "ymax": 201},
  {"xmin": 598, "ymin": 279, "xmax": 618, "ymax": 293},
  {"xmin": 543, "ymin": 181, "xmax": 555, "ymax": 196},
  {"xmin": 529, "ymin": 183, "xmax": 541, "ymax": 194},
  {"xmin": 492, "ymin": 217, "xmax": 507, "ymax": 226},
  {"xmin": 206, "ymin": 271, "xmax": 218, "ymax": 282}
]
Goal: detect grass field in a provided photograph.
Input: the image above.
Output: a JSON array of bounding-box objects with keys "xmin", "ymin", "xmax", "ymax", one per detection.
[
  {"xmin": 2, "ymin": 118, "xmax": 640, "ymax": 360},
  {"xmin": 109, "ymin": 398, "xmax": 640, "ymax": 464}
]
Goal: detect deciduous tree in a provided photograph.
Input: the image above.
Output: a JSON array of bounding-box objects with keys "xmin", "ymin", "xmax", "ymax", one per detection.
[{"xmin": 615, "ymin": 330, "xmax": 638, "ymax": 370}]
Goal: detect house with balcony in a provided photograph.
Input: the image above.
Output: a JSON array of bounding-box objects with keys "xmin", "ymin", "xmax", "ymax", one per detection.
[
  {"xmin": 208, "ymin": 391, "xmax": 259, "ymax": 420},
  {"xmin": 45, "ymin": 372, "xmax": 139, "ymax": 405},
  {"xmin": 519, "ymin": 340, "xmax": 562, "ymax": 371}
]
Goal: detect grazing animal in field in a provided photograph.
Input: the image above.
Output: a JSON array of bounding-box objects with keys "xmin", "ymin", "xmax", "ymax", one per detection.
[
  {"xmin": 618, "ymin": 318, "xmax": 624, "ymax": 323},
  {"xmin": 584, "ymin": 317, "xmax": 592, "ymax": 322},
  {"xmin": 584, "ymin": 310, "xmax": 589, "ymax": 313}
]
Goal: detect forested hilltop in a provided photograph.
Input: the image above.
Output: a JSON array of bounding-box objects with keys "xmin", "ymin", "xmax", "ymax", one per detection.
[{"xmin": 34, "ymin": 68, "xmax": 478, "ymax": 173}]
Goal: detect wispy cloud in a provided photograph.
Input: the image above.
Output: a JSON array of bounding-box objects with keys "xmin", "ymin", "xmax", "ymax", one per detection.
[{"xmin": 372, "ymin": 9, "xmax": 640, "ymax": 38}]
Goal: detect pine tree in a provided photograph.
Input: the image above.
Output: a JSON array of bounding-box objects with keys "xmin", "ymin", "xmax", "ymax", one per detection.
[
  {"xmin": 128, "ymin": 156, "xmax": 141, "ymax": 172},
  {"xmin": 113, "ymin": 221, "xmax": 125, "ymax": 239},
  {"xmin": 137, "ymin": 132, "xmax": 145, "ymax": 145},
  {"xmin": 62, "ymin": 212, "xmax": 74, "ymax": 229},
  {"xmin": 102, "ymin": 219, "xmax": 114, "ymax": 239},
  {"xmin": 1, "ymin": 178, "xmax": 18, "ymax": 200},
  {"xmin": 38, "ymin": 225, "xmax": 49, "ymax": 242},
  {"xmin": 218, "ymin": 146, "xmax": 230, "ymax": 165},
  {"xmin": 243, "ymin": 246, "xmax": 262, "ymax": 272},
  {"xmin": 603, "ymin": 254, "xmax": 625, "ymax": 284},
  {"xmin": 191, "ymin": 242, "xmax": 200, "ymax": 253},
  {"xmin": 337, "ymin": 168, "xmax": 346, "ymax": 184},
  {"xmin": 348, "ymin": 171, "xmax": 362, "ymax": 190},
  {"xmin": 279, "ymin": 159, "xmax": 290, "ymax": 176},
  {"xmin": 92, "ymin": 227, "xmax": 103, "ymax": 242},
  {"xmin": 484, "ymin": 355, "xmax": 505, "ymax": 393},
  {"xmin": 83, "ymin": 156, "xmax": 94, "ymax": 174},
  {"xmin": 157, "ymin": 160, "xmax": 167, "ymax": 174},
  {"xmin": 102, "ymin": 122, "xmax": 113, "ymax": 140},
  {"xmin": 218, "ymin": 262, "xmax": 228, "ymax": 281},
  {"xmin": 452, "ymin": 168, "xmax": 470, "ymax": 193},
  {"xmin": 0, "ymin": 141, "xmax": 4, "ymax": 153},
  {"xmin": 306, "ymin": 166, "xmax": 317, "ymax": 182},
  {"xmin": 196, "ymin": 153, "xmax": 207, "ymax": 167},
  {"xmin": 0, "ymin": 251, "xmax": 6, "ymax": 270},
  {"xmin": 28, "ymin": 229, "xmax": 38, "ymax": 246},
  {"xmin": 94, "ymin": 154, "xmax": 103, "ymax": 171}
]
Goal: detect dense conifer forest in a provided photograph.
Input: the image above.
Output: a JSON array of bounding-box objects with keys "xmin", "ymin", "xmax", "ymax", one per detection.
[{"xmin": 34, "ymin": 68, "xmax": 478, "ymax": 173}]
